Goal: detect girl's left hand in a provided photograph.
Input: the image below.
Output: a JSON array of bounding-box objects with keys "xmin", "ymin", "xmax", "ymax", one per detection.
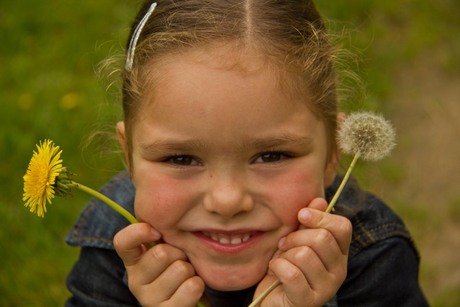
[{"xmin": 254, "ymin": 198, "xmax": 352, "ymax": 307}]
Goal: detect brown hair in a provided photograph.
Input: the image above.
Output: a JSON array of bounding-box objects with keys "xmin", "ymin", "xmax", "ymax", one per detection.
[{"xmin": 122, "ymin": 0, "xmax": 338, "ymax": 154}]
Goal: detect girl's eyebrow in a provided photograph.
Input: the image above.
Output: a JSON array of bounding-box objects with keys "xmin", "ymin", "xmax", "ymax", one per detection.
[
  {"xmin": 139, "ymin": 139, "xmax": 208, "ymax": 155},
  {"xmin": 139, "ymin": 134, "xmax": 314, "ymax": 155},
  {"xmin": 250, "ymin": 134, "xmax": 314, "ymax": 150}
]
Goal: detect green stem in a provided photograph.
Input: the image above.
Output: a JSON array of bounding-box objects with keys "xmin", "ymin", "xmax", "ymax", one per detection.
[
  {"xmin": 326, "ymin": 153, "xmax": 360, "ymax": 213},
  {"xmin": 74, "ymin": 182, "xmax": 138, "ymax": 224}
]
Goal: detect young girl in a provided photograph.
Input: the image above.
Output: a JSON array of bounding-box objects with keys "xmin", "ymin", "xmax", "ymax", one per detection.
[{"xmin": 65, "ymin": 1, "xmax": 428, "ymax": 306}]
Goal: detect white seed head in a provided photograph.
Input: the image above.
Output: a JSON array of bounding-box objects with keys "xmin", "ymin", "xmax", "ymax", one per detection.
[{"xmin": 338, "ymin": 112, "xmax": 396, "ymax": 161}]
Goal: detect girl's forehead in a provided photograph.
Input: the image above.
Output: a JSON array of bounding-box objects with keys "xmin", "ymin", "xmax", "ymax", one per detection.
[
  {"xmin": 134, "ymin": 46, "xmax": 322, "ymax": 139},
  {"xmin": 147, "ymin": 43, "xmax": 272, "ymax": 77},
  {"xmin": 141, "ymin": 43, "xmax": 309, "ymax": 104}
]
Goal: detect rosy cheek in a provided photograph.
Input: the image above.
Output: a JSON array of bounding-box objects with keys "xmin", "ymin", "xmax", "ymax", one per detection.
[
  {"xmin": 266, "ymin": 169, "xmax": 324, "ymax": 224},
  {"xmin": 134, "ymin": 175, "xmax": 190, "ymax": 227}
]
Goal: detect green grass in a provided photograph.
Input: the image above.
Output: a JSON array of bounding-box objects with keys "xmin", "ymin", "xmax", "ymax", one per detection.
[
  {"xmin": 318, "ymin": 0, "xmax": 460, "ymax": 111},
  {"xmin": 0, "ymin": 1, "xmax": 134, "ymax": 305},
  {"xmin": 1, "ymin": 0, "xmax": 459, "ymax": 305}
]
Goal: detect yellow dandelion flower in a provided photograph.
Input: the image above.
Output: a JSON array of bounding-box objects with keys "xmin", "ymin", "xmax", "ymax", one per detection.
[
  {"xmin": 23, "ymin": 140, "xmax": 63, "ymax": 217},
  {"xmin": 22, "ymin": 139, "xmax": 138, "ymax": 223}
]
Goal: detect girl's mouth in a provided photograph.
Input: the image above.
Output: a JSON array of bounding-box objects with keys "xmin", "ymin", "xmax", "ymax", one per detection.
[
  {"xmin": 192, "ymin": 230, "xmax": 263, "ymax": 253},
  {"xmin": 201, "ymin": 231, "xmax": 253, "ymax": 245}
]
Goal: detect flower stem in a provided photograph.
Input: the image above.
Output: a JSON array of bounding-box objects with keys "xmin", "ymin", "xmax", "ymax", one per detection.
[
  {"xmin": 326, "ymin": 152, "xmax": 360, "ymax": 213},
  {"xmin": 74, "ymin": 182, "xmax": 138, "ymax": 224}
]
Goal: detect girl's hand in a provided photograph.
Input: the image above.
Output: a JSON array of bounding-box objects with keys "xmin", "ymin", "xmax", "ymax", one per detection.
[
  {"xmin": 254, "ymin": 198, "xmax": 352, "ymax": 307},
  {"xmin": 113, "ymin": 223, "xmax": 205, "ymax": 307}
]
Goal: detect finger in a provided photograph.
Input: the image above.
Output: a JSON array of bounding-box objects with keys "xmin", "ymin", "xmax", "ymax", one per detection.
[
  {"xmin": 278, "ymin": 228, "xmax": 346, "ymax": 272},
  {"xmin": 150, "ymin": 258, "xmax": 196, "ymax": 300},
  {"xmin": 297, "ymin": 207, "xmax": 352, "ymax": 255},
  {"xmin": 168, "ymin": 276, "xmax": 205, "ymax": 307},
  {"xmin": 113, "ymin": 223, "xmax": 161, "ymax": 266},
  {"xmin": 132, "ymin": 243, "xmax": 189, "ymax": 286},
  {"xmin": 269, "ymin": 257, "xmax": 313, "ymax": 306},
  {"xmin": 297, "ymin": 198, "xmax": 327, "ymax": 230},
  {"xmin": 307, "ymin": 197, "xmax": 328, "ymax": 211},
  {"xmin": 125, "ymin": 244, "xmax": 200, "ymax": 305},
  {"xmin": 277, "ymin": 245, "xmax": 339, "ymax": 290},
  {"xmin": 270, "ymin": 248, "xmax": 343, "ymax": 306}
]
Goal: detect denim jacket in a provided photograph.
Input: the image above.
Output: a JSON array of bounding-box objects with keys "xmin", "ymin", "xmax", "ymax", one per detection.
[{"xmin": 65, "ymin": 171, "xmax": 429, "ymax": 306}]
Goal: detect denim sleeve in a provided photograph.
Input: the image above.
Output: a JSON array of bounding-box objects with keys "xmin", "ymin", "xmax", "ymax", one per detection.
[
  {"xmin": 66, "ymin": 247, "xmax": 139, "ymax": 307},
  {"xmin": 337, "ymin": 237, "xmax": 429, "ymax": 307}
]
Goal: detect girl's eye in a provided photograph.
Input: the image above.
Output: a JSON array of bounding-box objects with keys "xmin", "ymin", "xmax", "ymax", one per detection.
[
  {"xmin": 165, "ymin": 155, "xmax": 199, "ymax": 166},
  {"xmin": 254, "ymin": 152, "xmax": 290, "ymax": 164}
]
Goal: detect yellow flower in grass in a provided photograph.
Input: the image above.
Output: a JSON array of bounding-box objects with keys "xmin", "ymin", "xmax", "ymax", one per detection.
[
  {"xmin": 23, "ymin": 140, "xmax": 63, "ymax": 217},
  {"xmin": 22, "ymin": 139, "xmax": 138, "ymax": 223}
]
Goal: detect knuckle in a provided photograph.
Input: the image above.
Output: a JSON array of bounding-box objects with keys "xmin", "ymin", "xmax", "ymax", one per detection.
[
  {"xmin": 126, "ymin": 273, "xmax": 141, "ymax": 293},
  {"xmin": 315, "ymin": 228, "xmax": 334, "ymax": 245},
  {"xmin": 150, "ymin": 244, "xmax": 170, "ymax": 263},
  {"xmin": 294, "ymin": 246, "xmax": 315, "ymax": 262},
  {"xmin": 329, "ymin": 257, "xmax": 348, "ymax": 284},
  {"xmin": 334, "ymin": 215, "xmax": 352, "ymax": 234},
  {"xmin": 171, "ymin": 260, "xmax": 194, "ymax": 277},
  {"xmin": 341, "ymin": 218, "xmax": 353, "ymax": 237},
  {"xmin": 112, "ymin": 232, "xmax": 123, "ymax": 250},
  {"xmin": 284, "ymin": 265, "xmax": 303, "ymax": 283},
  {"xmin": 183, "ymin": 276, "xmax": 205, "ymax": 296},
  {"xmin": 338, "ymin": 266, "xmax": 347, "ymax": 282},
  {"xmin": 331, "ymin": 264, "xmax": 347, "ymax": 286}
]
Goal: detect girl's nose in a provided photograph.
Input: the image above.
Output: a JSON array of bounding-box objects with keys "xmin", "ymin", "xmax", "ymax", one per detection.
[{"xmin": 203, "ymin": 175, "xmax": 254, "ymax": 219}]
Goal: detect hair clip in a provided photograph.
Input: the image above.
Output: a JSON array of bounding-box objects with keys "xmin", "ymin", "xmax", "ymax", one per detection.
[{"xmin": 125, "ymin": 2, "xmax": 158, "ymax": 71}]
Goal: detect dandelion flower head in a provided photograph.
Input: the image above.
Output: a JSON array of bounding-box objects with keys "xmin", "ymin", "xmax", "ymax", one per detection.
[
  {"xmin": 23, "ymin": 140, "xmax": 63, "ymax": 217},
  {"xmin": 338, "ymin": 112, "xmax": 396, "ymax": 161}
]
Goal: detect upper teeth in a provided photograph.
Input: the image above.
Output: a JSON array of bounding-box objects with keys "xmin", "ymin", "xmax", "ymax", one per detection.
[{"xmin": 203, "ymin": 232, "xmax": 251, "ymax": 245}]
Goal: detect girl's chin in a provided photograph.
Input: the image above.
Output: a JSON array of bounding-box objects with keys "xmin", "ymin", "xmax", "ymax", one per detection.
[
  {"xmin": 193, "ymin": 261, "xmax": 267, "ymax": 291},
  {"xmin": 203, "ymin": 275, "xmax": 262, "ymax": 291}
]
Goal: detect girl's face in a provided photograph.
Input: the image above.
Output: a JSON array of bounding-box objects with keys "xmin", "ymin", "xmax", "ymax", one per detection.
[{"xmin": 117, "ymin": 46, "xmax": 337, "ymax": 291}]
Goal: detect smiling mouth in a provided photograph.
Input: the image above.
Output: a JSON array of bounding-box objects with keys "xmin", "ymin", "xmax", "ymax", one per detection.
[{"xmin": 201, "ymin": 231, "xmax": 253, "ymax": 245}]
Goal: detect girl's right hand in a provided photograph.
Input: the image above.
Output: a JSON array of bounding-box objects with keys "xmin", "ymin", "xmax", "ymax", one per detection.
[{"xmin": 113, "ymin": 223, "xmax": 205, "ymax": 307}]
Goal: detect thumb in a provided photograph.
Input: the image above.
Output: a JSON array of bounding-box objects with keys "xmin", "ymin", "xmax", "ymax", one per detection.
[
  {"xmin": 296, "ymin": 198, "xmax": 327, "ymax": 230},
  {"xmin": 306, "ymin": 197, "xmax": 328, "ymax": 211},
  {"xmin": 113, "ymin": 223, "xmax": 161, "ymax": 266}
]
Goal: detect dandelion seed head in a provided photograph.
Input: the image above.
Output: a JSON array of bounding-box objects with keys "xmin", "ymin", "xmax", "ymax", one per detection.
[{"xmin": 338, "ymin": 112, "xmax": 396, "ymax": 161}]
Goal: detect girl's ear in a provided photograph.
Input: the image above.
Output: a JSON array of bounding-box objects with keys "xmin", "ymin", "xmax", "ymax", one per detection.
[
  {"xmin": 116, "ymin": 121, "xmax": 130, "ymax": 169},
  {"xmin": 324, "ymin": 146, "xmax": 339, "ymax": 187}
]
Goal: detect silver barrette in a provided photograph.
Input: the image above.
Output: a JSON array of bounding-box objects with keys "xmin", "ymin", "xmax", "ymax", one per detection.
[{"xmin": 125, "ymin": 2, "xmax": 158, "ymax": 71}]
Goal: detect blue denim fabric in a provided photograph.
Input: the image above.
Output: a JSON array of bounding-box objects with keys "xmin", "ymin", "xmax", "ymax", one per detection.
[{"xmin": 65, "ymin": 171, "xmax": 429, "ymax": 306}]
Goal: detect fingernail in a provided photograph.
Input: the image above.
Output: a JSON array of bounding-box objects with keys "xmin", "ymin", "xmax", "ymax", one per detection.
[
  {"xmin": 272, "ymin": 249, "xmax": 282, "ymax": 259},
  {"xmin": 278, "ymin": 237, "xmax": 286, "ymax": 249},
  {"xmin": 299, "ymin": 208, "xmax": 311, "ymax": 221},
  {"xmin": 151, "ymin": 227, "xmax": 161, "ymax": 238}
]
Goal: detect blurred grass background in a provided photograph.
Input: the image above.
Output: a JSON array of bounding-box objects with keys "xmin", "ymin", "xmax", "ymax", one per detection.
[{"xmin": 1, "ymin": 0, "xmax": 459, "ymax": 306}]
